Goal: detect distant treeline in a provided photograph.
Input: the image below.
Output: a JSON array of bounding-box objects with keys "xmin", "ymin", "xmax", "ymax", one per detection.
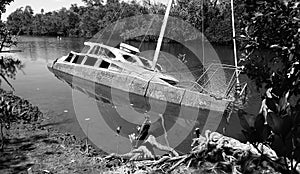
[{"xmin": 5, "ymin": 0, "xmax": 244, "ymax": 44}]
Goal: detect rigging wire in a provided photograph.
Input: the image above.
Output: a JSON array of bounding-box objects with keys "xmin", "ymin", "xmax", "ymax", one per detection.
[
  {"xmin": 106, "ymin": 2, "xmax": 127, "ymax": 45},
  {"xmin": 138, "ymin": 15, "xmax": 156, "ymax": 50},
  {"xmin": 202, "ymin": 0, "xmax": 205, "ymax": 67}
]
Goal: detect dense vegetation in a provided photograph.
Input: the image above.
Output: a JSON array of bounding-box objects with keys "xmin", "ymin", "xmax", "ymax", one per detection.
[
  {"xmin": 4, "ymin": 0, "xmax": 240, "ymax": 44},
  {"xmin": 238, "ymin": 0, "xmax": 300, "ymax": 173}
]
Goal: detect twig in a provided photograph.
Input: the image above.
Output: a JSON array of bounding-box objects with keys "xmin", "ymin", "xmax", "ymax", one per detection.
[
  {"xmin": 186, "ymin": 158, "xmax": 192, "ymax": 168},
  {"xmin": 167, "ymin": 154, "xmax": 191, "ymax": 172},
  {"xmin": 151, "ymin": 156, "xmax": 170, "ymax": 166},
  {"xmin": 167, "ymin": 155, "xmax": 187, "ymax": 162},
  {"xmin": 293, "ymin": 161, "xmax": 299, "ymax": 173},
  {"xmin": 284, "ymin": 156, "xmax": 290, "ymax": 171}
]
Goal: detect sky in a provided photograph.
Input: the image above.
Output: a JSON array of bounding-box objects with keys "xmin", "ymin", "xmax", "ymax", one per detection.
[
  {"xmin": 1, "ymin": 0, "xmax": 168, "ymax": 21},
  {"xmin": 1, "ymin": 0, "xmax": 85, "ymax": 21}
]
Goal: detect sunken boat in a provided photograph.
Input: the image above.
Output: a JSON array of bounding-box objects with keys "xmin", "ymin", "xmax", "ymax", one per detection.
[{"xmin": 47, "ymin": 41, "xmax": 234, "ymax": 112}]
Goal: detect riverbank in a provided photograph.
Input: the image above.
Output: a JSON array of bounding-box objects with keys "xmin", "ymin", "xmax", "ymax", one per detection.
[
  {"xmin": 0, "ymin": 89, "xmax": 296, "ymax": 174},
  {"xmin": 0, "ymin": 89, "xmax": 107, "ymax": 173}
]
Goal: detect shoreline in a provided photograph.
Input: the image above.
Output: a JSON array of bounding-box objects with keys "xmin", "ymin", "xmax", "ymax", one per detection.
[
  {"xmin": 0, "ymin": 89, "xmax": 297, "ymax": 174},
  {"xmin": 15, "ymin": 34, "xmax": 233, "ymax": 46},
  {"xmin": 0, "ymin": 89, "xmax": 107, "ymax": 173}
]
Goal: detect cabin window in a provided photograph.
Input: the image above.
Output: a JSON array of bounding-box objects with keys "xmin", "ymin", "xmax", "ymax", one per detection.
[
  {"xmin": 90, "ymin": 46, "xmax": 96, "ymax": 54},
  {"xmin": 99, "ymin": 60, "xmax": 110, "ymax": 69},
  {"xmin": 101, "ymin": 48, "xmax": 116, "ymax": 58},
  {"xmin": 160, "ymin": 78, "xmax": 178, "ymax": 86},
  {"xmin": 72, "ymin": 55, "xmax": 85, "ymax": 64},
  {"xmin": 156, "ymin": 64, "xmax": 162, "ymax": 72},
  {"xmin": 84, "ymin": 56, "xmax": 97, "ymax": 66},
  {"xmin": 123, "ymin": 55, "xmax": 137, "ymax": 63},
  {"xmin": 140, "ymin": 58, "xmax": 151, "ymax": 68},
  {"xmin": 82, "ymin": 46, "xmax": 91, "ymax": 54},
  {"xmin": 109, "ymin": 63, "xmax": 122, "ymax": 72},
  {"xmin": 64, "ymin": 53, "xmax": 74, "ymax": 62}
]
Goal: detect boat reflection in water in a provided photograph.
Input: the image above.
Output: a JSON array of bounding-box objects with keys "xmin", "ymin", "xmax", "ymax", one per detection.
[{"xmin": 48, "ymin": 66, "xmax": 230, "ymax": 154}]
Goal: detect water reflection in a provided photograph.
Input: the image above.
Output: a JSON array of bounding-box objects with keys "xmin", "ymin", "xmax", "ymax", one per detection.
[
  {"xmin": 49, "ymin": 66, "xmax": 228, "ymax": 154},
  {"xmin": 13, "ymin": 36, "xmax": 85, "ymax": 62}
]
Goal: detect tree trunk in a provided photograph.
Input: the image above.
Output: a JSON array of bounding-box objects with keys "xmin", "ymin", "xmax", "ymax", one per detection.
[
  {"xmin": 0, "ymin": 32, "xmax": 7, "ymax": 52},
  {"xmin": 0, "ymin": 123, "xmax": 4, "ymax": 151}
]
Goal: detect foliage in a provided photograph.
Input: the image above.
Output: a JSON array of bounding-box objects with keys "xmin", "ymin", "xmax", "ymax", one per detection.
[
  {"xmin": 0, "ymin": 56, "xmax": 22, "ymax": 90},
  {"xmin": 5, "ymin": 0, "xmax": 241, "ymax": 44},
  {"xmin": 0, "ymin": 21, "xmax": 22, "ymax": 90},
  {"xmin": 238, "ymin": 0, "xmax": 300, "ymax": 173},
  {"xmin": 0, "ymin": 89, "xmax": 42, "ymax": 150},
  {"xmin": 0, "ymin": 0, "xmax": 14, "ymax": 16}
]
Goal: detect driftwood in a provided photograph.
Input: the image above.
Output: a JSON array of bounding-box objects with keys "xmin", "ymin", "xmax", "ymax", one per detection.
[
  {"xmin": 104, "ymin": 117, "xmax": 178, "ymax": 162},
  {"xmin": 104, "ymin": 130, "xmax": 287, "ymax": 173},
  {"xmin": 105, "ymin": 135, "xmax": 178, "ymax": 161}
]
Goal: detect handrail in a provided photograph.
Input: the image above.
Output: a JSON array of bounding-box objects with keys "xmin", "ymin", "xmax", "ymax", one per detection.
[
  {"xmin": 195, "ymin": 63, "xmax": 240, "ymax": 84},
  {"xmin": 186, "ymin": 63, "xmax": 244, "ymax": 99},
  {"xmin": 224, "ymin": 70, "xmax": 238, "ymax": 96},
  {"xmin": 176, "ymin": 80, "xmax": 219, "ymax": 97}
]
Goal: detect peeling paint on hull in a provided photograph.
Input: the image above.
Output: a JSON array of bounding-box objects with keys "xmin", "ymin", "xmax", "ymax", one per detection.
[{"xmin": 51, "ymin": 62, "xmax": 231, "ymax": 112}]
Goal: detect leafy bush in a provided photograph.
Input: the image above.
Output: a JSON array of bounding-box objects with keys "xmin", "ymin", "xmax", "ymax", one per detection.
[
  {"xmin": 0, "ymin": 89, "xmax": 43, "ymax": 150},
  {"xmin": 238, "ymin": 0, "xmax": 300, "ymax": 173}
]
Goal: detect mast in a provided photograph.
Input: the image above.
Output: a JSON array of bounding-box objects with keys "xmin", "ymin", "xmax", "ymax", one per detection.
[
  {"xmin": 151, "ymin": 0, "xmax": 173, "ymax": 70},
  {"xmin": 230, "ymin": 0, "xmax": 240, "ymax": 92}
]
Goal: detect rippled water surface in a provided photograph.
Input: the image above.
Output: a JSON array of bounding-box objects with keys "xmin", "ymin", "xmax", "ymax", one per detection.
[{"xmin": 2, "ymin": 36, "xmax": 261, "ymax": 154}]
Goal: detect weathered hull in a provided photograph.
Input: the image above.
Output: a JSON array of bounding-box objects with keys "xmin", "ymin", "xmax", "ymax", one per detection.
[{"xmin": 51, "ymin": 62, "xmax": 231, "ymax": 112}]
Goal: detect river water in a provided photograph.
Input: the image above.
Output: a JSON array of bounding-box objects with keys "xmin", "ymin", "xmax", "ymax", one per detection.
[{"xmin": 2, "ymin": 36, "xmax": 261, "ymax": 154}]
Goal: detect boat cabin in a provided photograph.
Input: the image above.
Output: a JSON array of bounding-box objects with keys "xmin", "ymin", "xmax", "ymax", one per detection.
[
  {"xmin": 80, "ymin": 42, "xmax": 162, "ymax": 71},
  {"xmin": 58, "ymin": 42, "xmax": 178, "ymax": 86}
]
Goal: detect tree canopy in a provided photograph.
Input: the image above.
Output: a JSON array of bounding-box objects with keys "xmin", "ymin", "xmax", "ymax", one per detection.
[{"xmin": 4, "ymin": 0, "xmax": 240, "ymax": 44}]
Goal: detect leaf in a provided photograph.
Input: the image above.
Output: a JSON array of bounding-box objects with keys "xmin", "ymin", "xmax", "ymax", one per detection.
[
  {"xmin": 261, "ymin": 124, "xmax": 272, "ymax": 142},
  {"xmin": 238, "ymin": 109, "xmax": 251, "ymax": 131},
  {"xmin": 242, "ymin": 129, "xmax": 258, "ymax": 144},
  {"xmin": 281, "ymin": 115, "xmax": 293, "ymax": 138},
  {"xmin": 270, "ymin": 44, "xmax": 280, "ymax": 48},
  {"xmin": 267, "ymin": 112, "xmax": 293, "ymax": 137},
  {"xmin": 294, "ymin": 147, "xmax": 300, "ymax": 162},
  {"xmin": 255, "ymin": 113, "xmax": 265, "ymax": 133},
  {"xmin": 293, "ymin": 17, "xmax": 300, "ymax": 22},
  {"xmin": 19, "ymin": 111, "xmax": 28, "ymax": 118},
  {"xmin": 265, "ymin": 98, "xmax": 278, "ymax": 113},
  {"xmin": 294, "ymin": 109, "xmax": 300, "ymax": 127},
  {"xmin": 254, "ymin": 12, "xmax": 263, "ymax": 17},
  {"xmin": 256, "ymin": 1, "xmax": 265, "ymax": 5},
  {"xmin": 278, "ymin": 92, "xmax": 289, "ymax": 113},
  {"xmin": 272, "ymin": 133, "xmax": 293, "ymax": 157},
  {"xmin": 289, "ymin": 53, "xmax": 294, "ymax": 61}
]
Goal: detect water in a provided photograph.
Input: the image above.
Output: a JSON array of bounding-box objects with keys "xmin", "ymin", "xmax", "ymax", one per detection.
[
  {"xmin": 2, "ymin": 36, "xmax": 86, "ymax": 135},
  {"xmin": 2, "ymin": 36, "xmax": 261, "ymax": 154}
]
